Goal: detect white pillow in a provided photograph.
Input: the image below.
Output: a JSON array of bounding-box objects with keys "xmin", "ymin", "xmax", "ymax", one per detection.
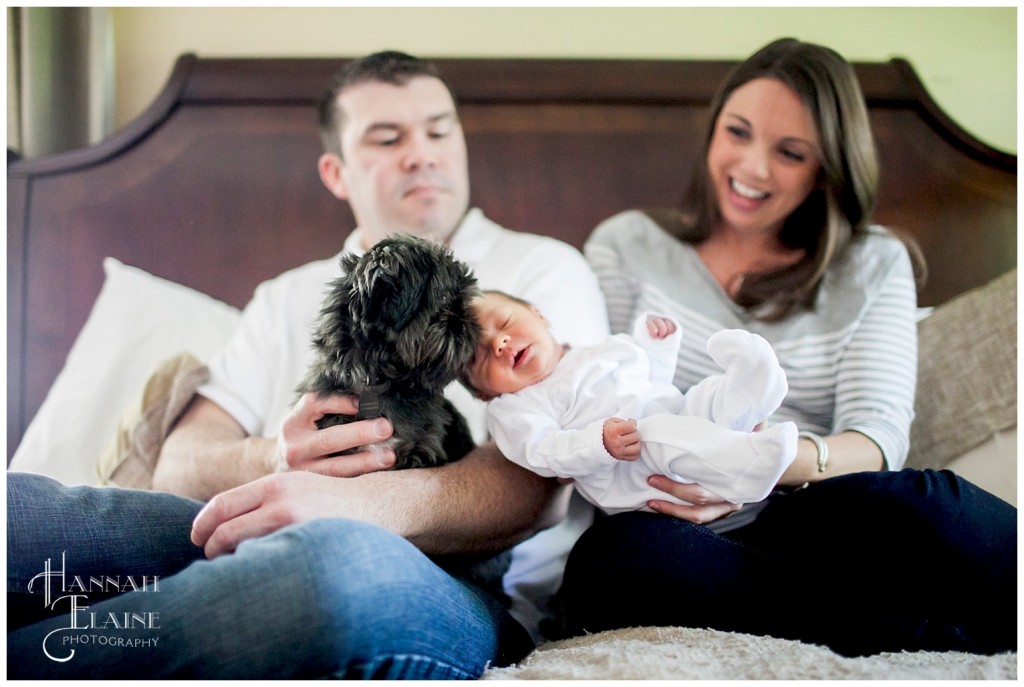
[{"xmin": 9, "ymin": 258, "xmax": 242, "ymax": 486}]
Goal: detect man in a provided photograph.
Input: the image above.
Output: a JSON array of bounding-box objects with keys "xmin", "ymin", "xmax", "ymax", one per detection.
[{"xmin": 7, "ymin": 52, "xmax": 608, "ymax": 678}]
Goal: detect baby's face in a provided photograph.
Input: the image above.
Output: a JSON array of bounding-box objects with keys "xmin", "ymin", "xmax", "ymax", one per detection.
[{"xmin": 466, "ymin": 293, "xmax": 564, "ymax": 400}]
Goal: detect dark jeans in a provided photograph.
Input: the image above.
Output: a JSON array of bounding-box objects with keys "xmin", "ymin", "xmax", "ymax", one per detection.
[{"xmin": 560, "ymin": 469, "xmax": 1016, "ymax": 656}]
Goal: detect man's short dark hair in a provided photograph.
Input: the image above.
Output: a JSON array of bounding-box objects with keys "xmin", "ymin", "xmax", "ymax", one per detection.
[{"xmin": 317, "ymin": 51, "xmax": 453, "ymax": 157}]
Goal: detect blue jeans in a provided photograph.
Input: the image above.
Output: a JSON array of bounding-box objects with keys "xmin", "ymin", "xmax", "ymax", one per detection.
[
  {"xmin": 7, "ymin": 472, "xmax": 532, "ymax": 678},
  {"xmin": 560, "ymin": 469, "xmax": 1016, "ymax": 656}
]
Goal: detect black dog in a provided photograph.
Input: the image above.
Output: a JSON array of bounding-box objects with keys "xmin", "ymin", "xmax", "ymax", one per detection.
[{"xmin": 298, "ymin": 234, "xmax": 481, "ymax": 469}]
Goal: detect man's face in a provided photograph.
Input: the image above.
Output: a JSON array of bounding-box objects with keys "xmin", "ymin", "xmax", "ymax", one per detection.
[{"xmin": 330, "ymin": 76, "xmax": 471, "ymax": 246}]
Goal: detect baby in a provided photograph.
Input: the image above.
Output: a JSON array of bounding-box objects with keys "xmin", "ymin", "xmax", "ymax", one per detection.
[{"xmin": 462, "ymin": 290, "xmax": 798, "ymax": 514}]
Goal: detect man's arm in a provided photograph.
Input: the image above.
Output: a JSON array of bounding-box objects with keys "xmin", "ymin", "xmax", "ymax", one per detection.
[
  {"xmin": 190, "ymin": 442, "xmax": 568, "ymax": 559},
  {"xmin": 158, "ymin": 391, "xmax": 569, "ymax": 558},
  {"xmin": 153, "ymin": 396, "xmax": 275, "ymax": 500},
  {"xmin": 154, "ymin": 393, "xmax": 398, "ymax": 501}
]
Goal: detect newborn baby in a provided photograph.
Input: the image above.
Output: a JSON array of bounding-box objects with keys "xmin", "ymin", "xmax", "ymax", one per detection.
[{"xmin": 462, "ymin": 290, "xmax": 797, "ymax": 514}]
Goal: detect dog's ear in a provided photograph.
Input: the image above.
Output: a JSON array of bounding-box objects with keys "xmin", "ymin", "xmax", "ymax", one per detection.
[
  {"xmin": 389, "ymin": 276, "xmax": 427, "ymax": 333},
  {"xmin": 398, "ymin": 266, "xmax": 481, "ymax": 386},
  {"xmin": 339, "ymin": 252, "xmax": 360, "ymax": 275}
]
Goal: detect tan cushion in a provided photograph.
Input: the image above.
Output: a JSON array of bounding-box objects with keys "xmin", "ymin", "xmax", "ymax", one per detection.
[
  {"xmin": 906, "ymin": 269, "xmax": 1016, "ymax": 470},
  {"xmin": 96, "ymin": 352, "xmax": 208, "ymax": 489},
  {"xmin": 943, "ymin": 427, "xmax": 1017, "ymax": 506}
]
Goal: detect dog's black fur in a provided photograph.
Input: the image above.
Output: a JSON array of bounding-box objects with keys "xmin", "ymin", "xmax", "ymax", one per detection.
[{"xmin": 298, "ymin": 234, "xmax": 481, "ymax": 469}]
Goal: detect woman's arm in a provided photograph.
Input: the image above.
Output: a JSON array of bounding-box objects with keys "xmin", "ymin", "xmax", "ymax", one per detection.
[
  {"xmin": 650, "ymin": 236, "xmax": 919, "ymax": 519},
  {"xmin": 778, "ymin": 429, "xmax": 883, "ymax": 486},
  {"xmin": 781, "ymin": 239, "xmax": 918, "ymax": 486},
  {"xmin": 828, "ymin": 244, "xmax": 919, "ymax": 470},
  {"xmin": 584, "ymin": 219, "xmax": 643, "ymax": 336}
]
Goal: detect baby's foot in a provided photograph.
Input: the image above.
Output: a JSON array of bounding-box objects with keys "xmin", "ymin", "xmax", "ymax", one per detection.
[
  {"xmin": 706, "ymin": 329, "xmax": 788, "ymax": 431},
  {"xmin": 723, "ymin": 421, "xmax": 799, "ymax": 502},
  {"xmin": 643, "ymin": 417, "xmax": 797, "ymax": 504}
]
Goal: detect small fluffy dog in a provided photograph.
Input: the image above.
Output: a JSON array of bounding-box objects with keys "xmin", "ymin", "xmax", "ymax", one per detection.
[{"xmin": 298, "ymin": 234, "xmax": 481, "ymax": 469}]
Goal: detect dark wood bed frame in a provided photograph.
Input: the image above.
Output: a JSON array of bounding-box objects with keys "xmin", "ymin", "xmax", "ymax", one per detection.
[{"xmin": 7, "ymin": 55, "xmax": 1017, "ymax": 460}]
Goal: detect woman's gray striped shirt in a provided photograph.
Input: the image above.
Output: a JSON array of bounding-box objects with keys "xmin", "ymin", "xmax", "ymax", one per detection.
[{"xmin": 584, "ymin": 210, "xmax": 918, "ymax": 470}]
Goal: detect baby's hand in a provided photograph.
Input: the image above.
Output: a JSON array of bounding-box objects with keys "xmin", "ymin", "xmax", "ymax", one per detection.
[
  {"xmin": 646, "ymin": 316, "xmax": 677, "ymax": 340},
  {"xmin": 603, "ymin": 417, "xmax": 641, "ymax": 461}
]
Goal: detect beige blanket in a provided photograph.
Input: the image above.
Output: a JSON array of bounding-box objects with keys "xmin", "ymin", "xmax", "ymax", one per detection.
[{"xmin": 481, "ymin": 626, "xmax": 1017, "ymax": 680}]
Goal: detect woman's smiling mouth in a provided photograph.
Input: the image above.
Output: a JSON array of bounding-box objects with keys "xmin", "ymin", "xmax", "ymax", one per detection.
[{"xmin": 731, "ymin": 178, "xmax": 769, "ymax": 200}]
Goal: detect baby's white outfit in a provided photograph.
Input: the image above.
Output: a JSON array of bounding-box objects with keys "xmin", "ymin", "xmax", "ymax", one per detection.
[{"xmin": 486, "ymin": 313, "xmax": 798, "ymax": 514}]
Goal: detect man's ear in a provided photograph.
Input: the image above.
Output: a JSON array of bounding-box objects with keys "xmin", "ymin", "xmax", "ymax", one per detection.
[{"xmin": 318, "ymin": 152, "xmax": 348, "ymax": 200}]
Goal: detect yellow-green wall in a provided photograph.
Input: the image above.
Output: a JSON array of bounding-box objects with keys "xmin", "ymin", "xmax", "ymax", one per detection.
[{"xmin": 113, "ymin": 6, "xmax": 1016, "ymax": 153}]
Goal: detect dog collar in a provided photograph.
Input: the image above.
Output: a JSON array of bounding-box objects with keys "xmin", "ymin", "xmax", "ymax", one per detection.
[{"xmin": 357, "ymin": 382, "xmax": 390, "ymax": 419}]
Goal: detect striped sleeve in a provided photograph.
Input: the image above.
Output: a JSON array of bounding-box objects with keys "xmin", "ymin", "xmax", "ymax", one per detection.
[
  {"xmin": 832, "ymin": 246, "xmax": 918, "ymax": 470},
  {"xmin": 584, "ymin": 222, "xmax": 641, "ymax": 335}
]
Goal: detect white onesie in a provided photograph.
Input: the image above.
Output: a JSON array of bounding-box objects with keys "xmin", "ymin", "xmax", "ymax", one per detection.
[{"xmin": 486, "ymin": 313, "xmax": 798, "ymax": 514}]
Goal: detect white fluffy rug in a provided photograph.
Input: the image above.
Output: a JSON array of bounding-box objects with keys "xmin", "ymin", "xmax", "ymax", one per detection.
[{"xmin": 481, "ymin": 626, "xmax": 1017, "ymax": 680}]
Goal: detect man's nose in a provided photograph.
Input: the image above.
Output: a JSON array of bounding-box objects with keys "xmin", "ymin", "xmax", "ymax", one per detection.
[{"xmin": 402, "ymin": 131, "xmax": 438, "ymax": 170}]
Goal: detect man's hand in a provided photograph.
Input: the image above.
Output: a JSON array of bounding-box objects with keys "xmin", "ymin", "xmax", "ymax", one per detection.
[
  {"xmin": 157, "ymin": 393, "xmax": 397, "ymax": 501},
  {"xmin": 646, "ymin": 316, "xmax": 677, "ymax": 340},
  {"xmin": 645, "ymin": 475, "xmax": 742, "ymax": 524},
  {"xmin": 275, "ymin": 392, "xmax": 396, "ymax": 476},
  {"xmin": 602, "ymin": 417, "xmax": 641, "ymax": 461},
  {"xmin": 191, "ymin": 471, "xmax": 371, "ymax": 558},
  {"xmin": 190, "ymin": 444, "xmax": 564, "ymax": 560}
]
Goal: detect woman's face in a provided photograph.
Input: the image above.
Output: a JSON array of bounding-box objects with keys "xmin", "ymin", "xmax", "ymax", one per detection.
[{"xmin": 707, "ymin": 78, "xmax": 822, "ymax": 239}]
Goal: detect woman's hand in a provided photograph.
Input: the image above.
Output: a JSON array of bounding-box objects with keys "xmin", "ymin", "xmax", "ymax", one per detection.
[
  {"xmin": 274, "ymin": 392, "xmax": 396, "ymax": 476},
  {"xmin": 646, "ymin": 475, "xmax": 741, "ymax": 524}
]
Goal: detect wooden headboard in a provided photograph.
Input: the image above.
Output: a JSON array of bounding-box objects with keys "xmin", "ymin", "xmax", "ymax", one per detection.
[{"xmin": 7, "ymin": 55, "xmax": 1017, "ymax": 458}]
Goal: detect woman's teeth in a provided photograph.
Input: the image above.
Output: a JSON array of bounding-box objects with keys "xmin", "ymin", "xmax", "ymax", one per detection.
[{"xmin": 731, "ymin": 178, "xmax": 768, "ymax": 200}]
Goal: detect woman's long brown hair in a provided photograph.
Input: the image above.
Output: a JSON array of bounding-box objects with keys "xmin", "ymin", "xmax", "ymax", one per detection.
[{"xmin": 655, "ymin": 38, "xmax": 924, "ymax": 320}]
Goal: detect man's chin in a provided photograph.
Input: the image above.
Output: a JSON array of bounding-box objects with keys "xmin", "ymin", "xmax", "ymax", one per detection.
[{"xmin": 399, "ymin": 210, "xmax": 467, "ymax": 242}]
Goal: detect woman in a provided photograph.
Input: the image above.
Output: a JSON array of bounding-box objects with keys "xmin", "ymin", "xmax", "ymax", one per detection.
[{"xmin": 563, "ymin": 38, "xmax": 1016, "ymax": 657}]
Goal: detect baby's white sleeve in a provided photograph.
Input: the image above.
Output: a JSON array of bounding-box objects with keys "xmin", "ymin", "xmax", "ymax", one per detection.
[
  {"xmin": 631, "ymin": 311, "xmax": 682, "ymax": 386},
  {"xmin": 487, "ymin": 394, "xmax": 616, "ymax": 480}
]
